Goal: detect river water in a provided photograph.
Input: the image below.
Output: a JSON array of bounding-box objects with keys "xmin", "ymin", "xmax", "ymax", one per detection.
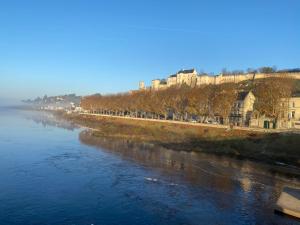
[{"xmin": 0, "ymin": 109, "xmax": 299, "ymax": 225}]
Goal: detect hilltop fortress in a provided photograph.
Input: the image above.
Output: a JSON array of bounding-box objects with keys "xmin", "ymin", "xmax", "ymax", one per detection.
[{"xmin": 139, "ymin": 69, "xmax": 300, "ymax": 90}]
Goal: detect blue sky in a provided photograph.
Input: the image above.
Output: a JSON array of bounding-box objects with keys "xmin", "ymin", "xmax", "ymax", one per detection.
[{"xmin": 0, "ymin": 0, "xmax": 299, "ymax": 101}]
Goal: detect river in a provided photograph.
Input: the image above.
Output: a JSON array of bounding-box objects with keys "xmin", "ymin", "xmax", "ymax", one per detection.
[{"xmin": 0, "ymin": 109, "xmax": 299, "ymax": 225}]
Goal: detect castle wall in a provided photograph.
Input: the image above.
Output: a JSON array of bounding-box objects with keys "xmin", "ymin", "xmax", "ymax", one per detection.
[
  {"xmin": 197, "ymin": 75, "xmax": 215, "ymax": 86},
  {"xmin": 151, "ymin": 79, "xmax": 161, "ymax": 90},
  {"xmin": 176, "ymin": 72, "xmax": 197, "ymax": 86},
  {"xmin": 167, "ymin": 76, "xmax": 177, "ymax": 87},
  {"xmin": 146, "ymin": 72, "xmax": 300, "ymax": 91}
]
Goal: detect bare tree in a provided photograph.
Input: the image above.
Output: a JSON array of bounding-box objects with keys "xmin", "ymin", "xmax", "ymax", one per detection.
[{"xmin": 253, "ymin": 75, "xmax": 295, "ymax": 127}]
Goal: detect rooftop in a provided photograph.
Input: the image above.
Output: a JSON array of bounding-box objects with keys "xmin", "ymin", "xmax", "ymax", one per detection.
[
  {"xmin": 160, "ymin": 79, "xmax": 167, "ymax": 85},
  {"xmin": 178, "ymin": 69, "xmax": 196, "ymax": 74}
]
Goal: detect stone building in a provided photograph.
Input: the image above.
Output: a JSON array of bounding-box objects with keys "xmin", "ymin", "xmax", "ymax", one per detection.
[
  {"xmin": 151, "ymin": 79, "xmax": 167, "ymax": 90},
  {"xmin": 230, "ymin": 91, "xmax": 256, "ymax": 126},
  {"xmin": 288, "ymin": 93, "xmax": 300, "ymax": 129},
  {"xmin": 149, "ymin": 69, "xmax": 198, "ymax": 90},
  {"xmin": 167, "ymin": 74, "xmax": 177, "ymax": 87},
  {"xmin": 139, "ymin": 81, "xmax": 145, "ymax": 90},
  {"xmin": 175, "ymin": 69, "xmax": 198, "ymax": 87},
  {"xmin": 140, "ymin": 69, "xmax": 300, "ymax": 91},
  {"xmin": 250, "ymin": 93, "xmax": 300, "ymax": 129},
  {"xmin": 151, "ymin": 79, "xmax": 160, "ymax": 90}
]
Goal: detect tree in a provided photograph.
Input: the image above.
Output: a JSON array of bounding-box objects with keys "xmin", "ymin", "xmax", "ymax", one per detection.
[
  {"xmin": 246, "ymin": 68, "xmax": 257, "ymax": 74},
  {"xmin": 259, "ymin": 66, "xmax": 277, "ymax": 73},
  {"xmin": 253, "ymin": 76, "xmax": 295, "ymax": 127},
  {"xmin": 211, "ymin": 83, "xmax": 238, "ymax": 124}
]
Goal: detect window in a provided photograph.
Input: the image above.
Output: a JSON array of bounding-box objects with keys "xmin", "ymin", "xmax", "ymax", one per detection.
[
  {"xmin": 292, "ymin": 111, "xmax": 295, "ymax": 119},
  {"xmin": 293, "ymin": 102, "xmax": 295, "ymax": 108}
]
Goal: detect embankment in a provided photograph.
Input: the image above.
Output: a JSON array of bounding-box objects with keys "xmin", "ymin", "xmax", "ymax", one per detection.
[{"xmin": 61, "ymin": 112, "xmax": 300, "ymax": 169}]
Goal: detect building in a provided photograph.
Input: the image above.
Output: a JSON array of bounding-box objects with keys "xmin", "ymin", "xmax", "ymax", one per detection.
[
  {"xmin": 228, "ymin": 91, "xmax": 300, "ymax": 129},
  {"xmin": 278, "ymin": 93, "xmax": 300, "ymax": 129},
  {"xmin": 167, "ymin": 74, "xmax": 177, "ymax": 87},
  {"xmin": 151, "ymin": 69, "xmax": 198, "ymax": 89},
  {"xmin": 139, "ymin": 81, "xmax": 145, "ymax": 90},
  {"xmin": 151, "ymin": 79, "xmax": 167, "ymax": 90},
  {"xmin": 250, "ymin": 93, "xmax": 300, "ymax": 129},
  {"xmin": 175, "ymin": 69, "xmax": 198, "ymax": 87},
  {"xmin": 141, "ymin": 69, "xmax": 300, "ymax": 91},
  {"xmin": 230, "ymin": 91, "xmax": 255, "ymax": 126}
]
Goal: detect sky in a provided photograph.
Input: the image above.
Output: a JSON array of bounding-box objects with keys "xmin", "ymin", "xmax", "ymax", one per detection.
[{"xmin": 0, "ymin": 0, "xmax": 299, "ymax": 101}]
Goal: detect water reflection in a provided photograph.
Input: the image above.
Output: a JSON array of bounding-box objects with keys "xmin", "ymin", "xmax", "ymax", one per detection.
[
  {"xmin": 79, "ymin": 130, "xmax": 299, "ymax": 185},
  {"xmin": 3, "ymin": 109, "xmax": 299, "ymax": 224},
  {"xmin": 23, "ymin": 110, "xmax": 79, "ymax": 131},
  {"xmin": 79, "ymin": 130, "xmax": 300, "ymax": 224}
]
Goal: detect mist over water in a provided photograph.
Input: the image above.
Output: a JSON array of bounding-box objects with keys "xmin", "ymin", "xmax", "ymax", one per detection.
[
  {"xmin": 0, "ymin": 109, "xmax": 299, "ymax": 225},
  {"xmin": 0, "ymin": 98, "xmax": 22, "ymax": 107}
]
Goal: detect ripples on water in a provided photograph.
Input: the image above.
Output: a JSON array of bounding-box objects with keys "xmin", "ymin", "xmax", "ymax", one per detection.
[{"xmin": 0, "ymin": 109, "xmax": 299, "ymax": 225}]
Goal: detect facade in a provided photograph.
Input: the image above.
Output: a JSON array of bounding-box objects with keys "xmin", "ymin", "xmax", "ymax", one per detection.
[
  {"xmin": 167, "ymin": 75, "xmax": 177, "ymax": 87},
  {"xmin": 228, "ymin": 91, "xmax": 300, "ymax": 129},
  {"xmin": 250, "ymin": 94, "xmax": 300, "ymax": 129},
  {"xmin": 150, "ymin": 69, "xmax": 198, "ymax": 90},
  {"xmin": 175, "ymin": 69, "xmax": 198, "ymax": 87},
  {"xmin": 139, "ymin": 81, "xmax": 145, "ymax": 90},
  {"xmin": 140, "ymin": 69, "xmax": 300, "ymax": 91},
  {"xmin": 151, "ymin": 79, "xmax": 167, "ymax": 90},
  {"xmin": 230, "ymin": 91, "xmax": 256, "ymax": 126},
  {"xmin": 151, "ymin": 79, "xmax": 160, "ymax": 90},
  {"xmin": 288, "ymin": 94, "xmax": 300, "ymax": 129}
]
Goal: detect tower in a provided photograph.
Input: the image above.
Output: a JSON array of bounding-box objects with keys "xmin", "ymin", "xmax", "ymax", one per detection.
[{"xmin": 139, "ymin": 81, "xmax": 145, "ymax": 90}]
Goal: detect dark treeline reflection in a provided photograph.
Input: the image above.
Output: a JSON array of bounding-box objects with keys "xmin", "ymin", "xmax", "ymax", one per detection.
[{"xmin": 79, "ymin": 130, "xmax": 299, "ymax": 196}]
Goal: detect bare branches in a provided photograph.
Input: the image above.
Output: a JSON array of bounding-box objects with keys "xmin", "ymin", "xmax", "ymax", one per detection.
[
  {"xmin": 253, "ymin": 76, "xmax": 295, "ymax": 126},
  {"xmin": 81, "ymin": 77, "xmax": 296, "ymax": 126}
]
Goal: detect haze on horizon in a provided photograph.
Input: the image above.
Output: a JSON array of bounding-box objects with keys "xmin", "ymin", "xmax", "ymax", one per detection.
[{"xmin": 0, "ymin": 0, "xmax": 299, "ymax": 101}]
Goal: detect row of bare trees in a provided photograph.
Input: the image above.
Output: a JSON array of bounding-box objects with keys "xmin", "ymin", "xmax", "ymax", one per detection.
[{"xmin": 81, "ymin": 77, "xmax": 296, "ymax": 126}]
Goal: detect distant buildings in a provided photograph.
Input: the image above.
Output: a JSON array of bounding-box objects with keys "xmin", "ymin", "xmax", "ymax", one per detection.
[
  {"xmin": 140, "ymin": 69, "xmax": 300, "ymax": 90},
  {"xmin": 24, "ymin": 94, "xmax": 82, "ymax": 112}
]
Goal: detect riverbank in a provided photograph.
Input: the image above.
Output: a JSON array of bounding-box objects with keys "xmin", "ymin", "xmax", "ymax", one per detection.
[{"xmin": 60, "ymin": 112, "xmax": 300, "ymax": 170}]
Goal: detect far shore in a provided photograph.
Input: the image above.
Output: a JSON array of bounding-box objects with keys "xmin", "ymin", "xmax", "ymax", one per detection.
[{"xmin": 55, "ymin": 111, "xmax": 300, "ymax": 172}]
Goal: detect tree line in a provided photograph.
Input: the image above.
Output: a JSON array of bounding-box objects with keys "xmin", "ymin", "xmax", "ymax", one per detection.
[{"xmin": 81, "ymin": 76, "xmax": 296, "ymax": 126}]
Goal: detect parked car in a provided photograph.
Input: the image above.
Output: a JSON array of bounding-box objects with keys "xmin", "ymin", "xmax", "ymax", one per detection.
[{"xmin": 206, "ymin": 120, "xmax": 218, "ymax": 125}]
